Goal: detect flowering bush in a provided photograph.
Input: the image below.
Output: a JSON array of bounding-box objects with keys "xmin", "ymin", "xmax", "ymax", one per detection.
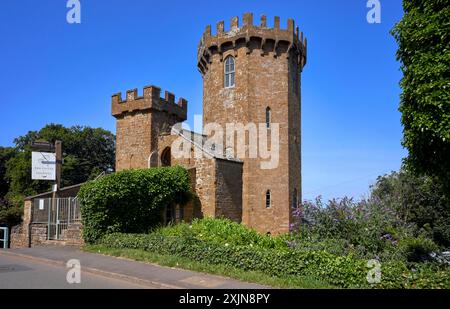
[
  {"xmin": 291, "ymin": 196, "xmax": 439, "ymax": 263},
  {"xmin": 98, "ymin": 224, "xmax": 450, "ymax": 289}
]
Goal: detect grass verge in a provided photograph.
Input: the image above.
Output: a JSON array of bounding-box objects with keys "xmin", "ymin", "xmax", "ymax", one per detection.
[{"xmin": 83, "ymin": 244, "xmax": 334, "ymax": 289}]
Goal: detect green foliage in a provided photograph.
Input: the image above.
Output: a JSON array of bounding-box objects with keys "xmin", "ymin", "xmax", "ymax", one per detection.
[
  {"xmin": 0, "ymin": 124, "xmax": 115, "ymax": 226},
  {"xmin": 85, "ymin": 245, "xmax": 333, "ymax": 289},
  {"xmin": 295, "ymin": 196, "xmax": 425, "ymax": 262},
  {"xmin": 0, "ymin": 147, "xmax": 16, "ymax": 197},
  {"xmin": 79, "ymin": 166, "xmax": 192, "ymax": 243},
  {"xmin": 5, "ymin": 151, "xmax": 45, "ymax": 205},
  {"xmin": 398, "ymin": 236, "xmax": 439, "ymax": 263},
  {"xmin": 98, "ymin": 225, "xmax": 450, "ymax": 289},
  {"xmin": 99, "ymin": 232, "xmax": 367, "ymax": 288},
  {"xmin": 0, "ymin": 197, "xmax": 22, "ymax": 226},
  {"xmin": 372, "ymin": 169, "xmax": 450, "ymax": 246},
  {"xmin": 8, "ymin": 124, "xmax": 115, "ymax": 191},
  {"xmin": 155, "ymin": 218, "xmax": 287, "ymax": 250},
  {"xmin": 391, "ymin": 0, "xmax": 450, "ymax": 186}
]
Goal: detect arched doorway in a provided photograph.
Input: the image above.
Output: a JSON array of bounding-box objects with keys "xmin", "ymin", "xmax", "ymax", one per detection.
[
  {"xmin": 161, "ymin": 147, "xmax": 171, "ymax": 167},
  {"xmin": 148, "ymin": 151, "xmax": 158, "ymax": 168}
]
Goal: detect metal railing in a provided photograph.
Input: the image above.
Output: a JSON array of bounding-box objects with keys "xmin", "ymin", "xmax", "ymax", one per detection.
[
  {"xmin": 0, "ymin": 227, "xmax": 8, "ymax": 249},
  {"xmin": 32, "ymin": 197, "xmax": 81, "ymax": 240}
]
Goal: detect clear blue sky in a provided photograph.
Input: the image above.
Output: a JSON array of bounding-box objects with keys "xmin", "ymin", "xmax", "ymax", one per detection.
[{"xmin": 0, "ymin": 0, "xmax": 406, "ymax": 201}]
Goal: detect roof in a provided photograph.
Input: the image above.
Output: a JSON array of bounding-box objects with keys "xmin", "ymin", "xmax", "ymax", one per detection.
[
  {"xmin": 171, "ymin": 127, "xmax": 242, "ymax": 163},
  {"xmin": 25, "ymin": 183, "xmax": 85, "ymax": 201}
]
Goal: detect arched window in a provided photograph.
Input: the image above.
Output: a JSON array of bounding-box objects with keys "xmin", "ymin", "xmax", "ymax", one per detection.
[
  {"xmin": 265, "ymin": 190, "xmax": 271, "ymax": 208},
  {"xmin": 224, "ymin": 56, "xmax": 235, "ymax": 88},
  {"xmin": 266, "ymin": 107, "xmax": 271, "ymax": 129}
]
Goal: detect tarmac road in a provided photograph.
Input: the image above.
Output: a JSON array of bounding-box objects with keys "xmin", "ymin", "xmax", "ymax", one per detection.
[
  {"xmin": 0, "ymin": 253, "xmax": 150, "ymax": 289},
  {"xmin": 0, "ymin": 246, "xmax": 268, "ymax": 289}
]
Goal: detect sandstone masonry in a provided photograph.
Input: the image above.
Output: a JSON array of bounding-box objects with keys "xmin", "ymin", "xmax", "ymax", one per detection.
[{"xmin": 112, "ymin": 13, "xmax": 307, "ymax": 235}]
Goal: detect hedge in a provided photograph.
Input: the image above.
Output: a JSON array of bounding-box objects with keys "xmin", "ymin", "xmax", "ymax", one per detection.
[
  {"xmin": 78, "ymin": 166, "xmax": 192, "ymax": 243},
  {"xmin": 98, "ymin": 232, "xmax": 450, "ymax": 289}
]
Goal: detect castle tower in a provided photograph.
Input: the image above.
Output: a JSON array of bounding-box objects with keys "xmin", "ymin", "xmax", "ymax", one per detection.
[
  {"xmin": 198, "ymin": 13, "xmax": 307, "ymax": 234},
  {"xmin": 112, "ymin": 86, "xmax": 187, "ymax": 171}
]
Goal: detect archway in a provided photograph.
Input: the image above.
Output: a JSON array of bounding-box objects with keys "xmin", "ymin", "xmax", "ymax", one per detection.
[{"xmin": 161, "ymin": 147, "xmax": 171, "ymax": 167}]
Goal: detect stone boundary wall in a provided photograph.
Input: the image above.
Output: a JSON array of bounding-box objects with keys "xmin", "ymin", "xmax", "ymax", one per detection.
[{"xmin": 10, "ymin": 184, "xmax": 83, "ymax": 248}]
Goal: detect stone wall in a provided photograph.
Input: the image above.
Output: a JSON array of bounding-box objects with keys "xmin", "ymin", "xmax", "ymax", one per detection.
[
  {"xmin": 115, "ymin": 111, "xmax": 153, "ymax": 170},
  {"xmin": 112, "ymin": 86, "xmax": 188, "ymax": 172},
  {"xmin": 198, "ymin": 13, "xmax": 306, "ymax": 235},
  {"xmin": 108, "ymin": 13, "xmax": 306, "ymax": 235},
  {"xmin": 10, "ymin": 224, "xmax": 27, "ymax": 248},
  {"xmin": 215, "ymin": 158, "xmax": 243, "ymax": 222},
  {"xmin": 61, "ymin": 224, "xmax": 84, "ymax": 246},
  {"xmin": 10, "ymin": 190, "xmax": 84, "ymax": 248},
  {"xmin": 9, "ymin": 200, "xmax": 32, "ymax": 248},
  {"xmin": 194, "ymin": 157, "xmax": 217, "ymax": 218},
  {"xmin": 30, "ymin": 224, "xmax": 48, "ymax": 245}
]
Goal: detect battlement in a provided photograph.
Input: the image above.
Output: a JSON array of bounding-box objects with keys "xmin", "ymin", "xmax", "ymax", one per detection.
[
  {"xmin": 111, "ymin": 85, "xmax": 187, "ymax": 121},
  {"xmin": 198, "ymin": 13, "xmax": 307, "ymax": 75}
]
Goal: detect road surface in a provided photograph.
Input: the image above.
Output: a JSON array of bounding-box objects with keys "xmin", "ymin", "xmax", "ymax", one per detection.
[
  {"xmin": 0, "ymin": 246, "xmax": 268, "ymax": 289},
  {"xmin": 0, "ymin": 253, "xmax": 149, "ymax": 289}
]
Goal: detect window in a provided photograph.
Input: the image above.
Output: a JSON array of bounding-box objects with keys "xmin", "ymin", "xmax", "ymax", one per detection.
[
  {"xmin": 224, "ymin": 56, "xmax": 235, "ymax": 88},
  {"xmin": 292, "ymin": 188, "xmax": 298, "ymax": 209},
  {"xmin": 266, "ymin": 107, "xmax": 271, "ymax": 129},
  {"xmin": 265, "ymin": 190, "xmax": 271, "ymax": 208}
]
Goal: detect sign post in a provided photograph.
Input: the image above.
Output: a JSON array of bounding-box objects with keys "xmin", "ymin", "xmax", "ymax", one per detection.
[
  {"xmin": 31, "ymin": 140, "xmax": 61, "ymax": 189},
  {"xmin": 31, "ymin": 140, "xmax": 62, "ymax": 241},
  {"xmin": 52, "ymin": 141, "xmax": 62, "ymax": 205},
  {"xmin": 31, "ymin": 152, "xmax": 56, "ymax": 181}
]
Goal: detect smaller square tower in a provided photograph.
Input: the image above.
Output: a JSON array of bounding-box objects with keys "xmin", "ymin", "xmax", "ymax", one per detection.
[{"xmin": 111, "ymin": 85, "xmax": 187, "ymax": 171}]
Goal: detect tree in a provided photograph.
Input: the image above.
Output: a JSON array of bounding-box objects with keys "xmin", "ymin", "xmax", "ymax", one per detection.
[
  {"xmin": 371, "ymin": 168, "xmax": 450, "ymax": 247},
  {"xmin": 1, "ymin": 124, "xmax": 115, "ymax": 226},
  {"xmin": 391, "ymin": 1, "xmax": 450, "ymax": 187},
  {"xmin": 0, "ymin": 147, "xmax": 16, "ymax": 197}
]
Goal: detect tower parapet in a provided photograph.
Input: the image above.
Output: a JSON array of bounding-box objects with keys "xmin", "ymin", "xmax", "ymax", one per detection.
[
  {"xmin": 111, "ymin": 85, "xmax": 187, "ymax": 121},
  {"xmin": 197, "ymin": 13, "xmax": 307, "ymax": 75}
]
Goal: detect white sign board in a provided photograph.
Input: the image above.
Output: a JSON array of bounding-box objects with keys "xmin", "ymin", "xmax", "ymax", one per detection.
[
  {"xmin": 32, "ymin": 152, "xmax": 56, "ymax": 180},
  {"xmin": 39, "ymin": 199, "xmax": 45, "ymax": 210}
]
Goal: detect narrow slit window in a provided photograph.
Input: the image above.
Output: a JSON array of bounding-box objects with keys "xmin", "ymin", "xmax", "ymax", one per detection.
[
  {"xmin": 293, "ymin": 188, "xmax": 298, "ymax": 209},
  {"xmin": 266, "ymin": 190, "xmax": 271, "ymax": 208},
  {"xmin": 224, "ymin": 56, "xmax": 235, "ymax": 88},
  {"xmin": 266, "ymin": 107, "xmax": 271, "ymax": 129}
]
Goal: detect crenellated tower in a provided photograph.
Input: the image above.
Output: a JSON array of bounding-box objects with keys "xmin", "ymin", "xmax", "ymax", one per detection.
[
  {"xmin": 197, "ymin": 13, "xmax": 307, "ymax": 234},
  {"xmin": 112, "ymin": 86, "xmax": 187, "ymax": 171}
]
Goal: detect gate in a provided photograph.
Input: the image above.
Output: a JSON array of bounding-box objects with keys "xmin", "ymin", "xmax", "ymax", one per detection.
[
  {"xmin": 32, "ymin": 197, "xmax": 81, "ymax": 240},
  {"xmin": 0, "ymin": 227, "xmax": 8, "ymax": 249}
]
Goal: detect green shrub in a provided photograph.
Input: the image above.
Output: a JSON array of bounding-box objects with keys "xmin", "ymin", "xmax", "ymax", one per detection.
[
  {"xmin": 399, "ymin": 236, "xmax": 439, "ymax": 263},
  {"xmin": 296, "ymin": 196, "xmax": 443, "ymax": 263},
  {"xmin": 98, "ymin": 231, "xmax": 450, "ymax": 288},
  {"xmin": 155, "ymin": 218, "xmax": 287, "ymax": 250},
  {"xmin": 372, "ymin": 169, "xmax": 450, "ymax": 247},
  {"xmin": 78, "ymin": 166, "xmax": 192, "ymax": 243},
  {"xmin": 99, "ymin": 232, "xmax": 368, "ymax": 288}
]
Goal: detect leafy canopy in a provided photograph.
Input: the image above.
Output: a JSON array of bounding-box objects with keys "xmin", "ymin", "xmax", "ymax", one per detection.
[
  {"xmin": 0, "ymin": 124, "xmax": 115, "ymax": 226},
  {"xmin": 78, "ymin": 166, "xmax": 192, "ymax": 243},
  {"xmin": 391, "ymin": 0, "xmax": 450, "ymax": 185}
]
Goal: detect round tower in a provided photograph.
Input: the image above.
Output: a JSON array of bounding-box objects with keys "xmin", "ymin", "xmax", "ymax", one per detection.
[{"xmin": 197, "ymin": 13, "xmax": 307, "ymax": 234}]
